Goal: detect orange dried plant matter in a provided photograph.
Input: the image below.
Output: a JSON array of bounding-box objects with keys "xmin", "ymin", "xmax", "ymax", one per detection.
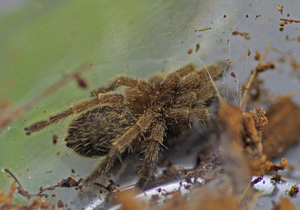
[{"xmin": 0, "ymin": 182, "xmax": 52, "ymax": 210}]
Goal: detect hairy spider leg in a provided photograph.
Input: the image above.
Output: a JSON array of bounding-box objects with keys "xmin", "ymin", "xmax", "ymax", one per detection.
[
  {"xmin": 165, "ymin": 106, "xmax": 209, "ymax": 125},
  {"xmin": 160, "ymin": 64, "xmax": 195, "ymax": 91},
  {"xmin": 91, "ymin": 76, "xmax": 153, "ymax": 96},
  {"xmin": 166, "ymin": 85, "xmax": 219, "ymax": 126},
  {"xmin": 24, "ymin": 93, "xmax": 124, "ymax": 135},
  {"xmin": 136, "ymin": 121, "xmax": 165, "ymax": 189},
  {"xmin": 173, "ymin": 85, "xmax": 218, "ymax": 110},
  {"xmin": 80, "ymin": 110, "xmax": 156, "ymax": 187},
  {"xmin": 177, "ymin": 61, "xmax": 227, "ymax": 91}
]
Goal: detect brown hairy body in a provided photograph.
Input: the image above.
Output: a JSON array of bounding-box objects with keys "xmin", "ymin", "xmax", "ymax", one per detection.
[{"xmin": 25, "ymin": 61, "xmax": 227, "ymax": 189}]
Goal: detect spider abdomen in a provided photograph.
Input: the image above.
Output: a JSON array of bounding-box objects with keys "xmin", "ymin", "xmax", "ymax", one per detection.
[
  {"xmin": 65, "ymin": 105, "xmax": 136, "ymax": 157},
  {"xmin": 25, "ymin": 61, "xmax": 227, "ymax": 189}
]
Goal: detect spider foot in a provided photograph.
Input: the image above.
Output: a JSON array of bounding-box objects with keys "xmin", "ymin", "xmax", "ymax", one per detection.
[{"xmin": 24, "ymin": 127, "xmax": 32, "ymax": 135}]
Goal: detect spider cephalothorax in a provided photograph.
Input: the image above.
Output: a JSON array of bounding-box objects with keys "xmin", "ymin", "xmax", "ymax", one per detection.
[{"xmin": 25, "ymin": 61, "xmax": 228, "ymax": 189}]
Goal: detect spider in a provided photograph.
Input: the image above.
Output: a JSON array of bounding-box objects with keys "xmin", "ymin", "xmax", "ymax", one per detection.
[{"xmin": 24, "ymin": 61, "xmax": 228, "ymax": 189}]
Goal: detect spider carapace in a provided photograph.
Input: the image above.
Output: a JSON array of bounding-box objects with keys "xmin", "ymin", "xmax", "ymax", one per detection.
[{"xmin": 25, "ymin": 61, "xmax": 228, "ymax": 189}]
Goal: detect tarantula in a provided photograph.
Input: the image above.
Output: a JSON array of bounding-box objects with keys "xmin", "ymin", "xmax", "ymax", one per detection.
[{"xmin": 24, "ymin": 61, "xmax": 227, "ymax": 189}]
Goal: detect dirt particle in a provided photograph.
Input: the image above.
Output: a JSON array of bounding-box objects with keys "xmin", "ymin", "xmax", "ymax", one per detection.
[{"xmin": 52, "ymin": 134, "xmax": 58, "ymax": 145}]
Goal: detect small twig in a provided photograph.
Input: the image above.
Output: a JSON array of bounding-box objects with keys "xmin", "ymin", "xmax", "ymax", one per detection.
[
  {"xmin": 239, "ymin": 43, "xmax": 272, "ymax": 108},
  {"xmin": 195, "ymin": 27, "xmax": 212, "ymax": 32},
  {"xmin": 4, "ymin": 168, "xmax": 23, "ymax": 189},
  {"xmin": 93, "ymin": 180, "xmax": 117, "ymax": 192},
  {"xmin": 272, "ymin": 47, "xmax": 294, "ymax": 59},
  {"xmin": 4, "ymin": 168, "xmax": 81, "ymax": 199},
  {"xmin": 247, "ymin": 89, "xmax": 300, "ymax": 106},
  {"xmin": 0, "ymin": 64, "xmax": 94, "ymax": 130},
  {"xmin": 94, "ymin": 182, "xmax": 113, "ymax": 192},
  {"xmin": 238, "ymin": 182, "xmax": 251, "ymax": 204},
  {"xmin": 280, "ymin": 18, "xmax": 300, "ymax": 23}
]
